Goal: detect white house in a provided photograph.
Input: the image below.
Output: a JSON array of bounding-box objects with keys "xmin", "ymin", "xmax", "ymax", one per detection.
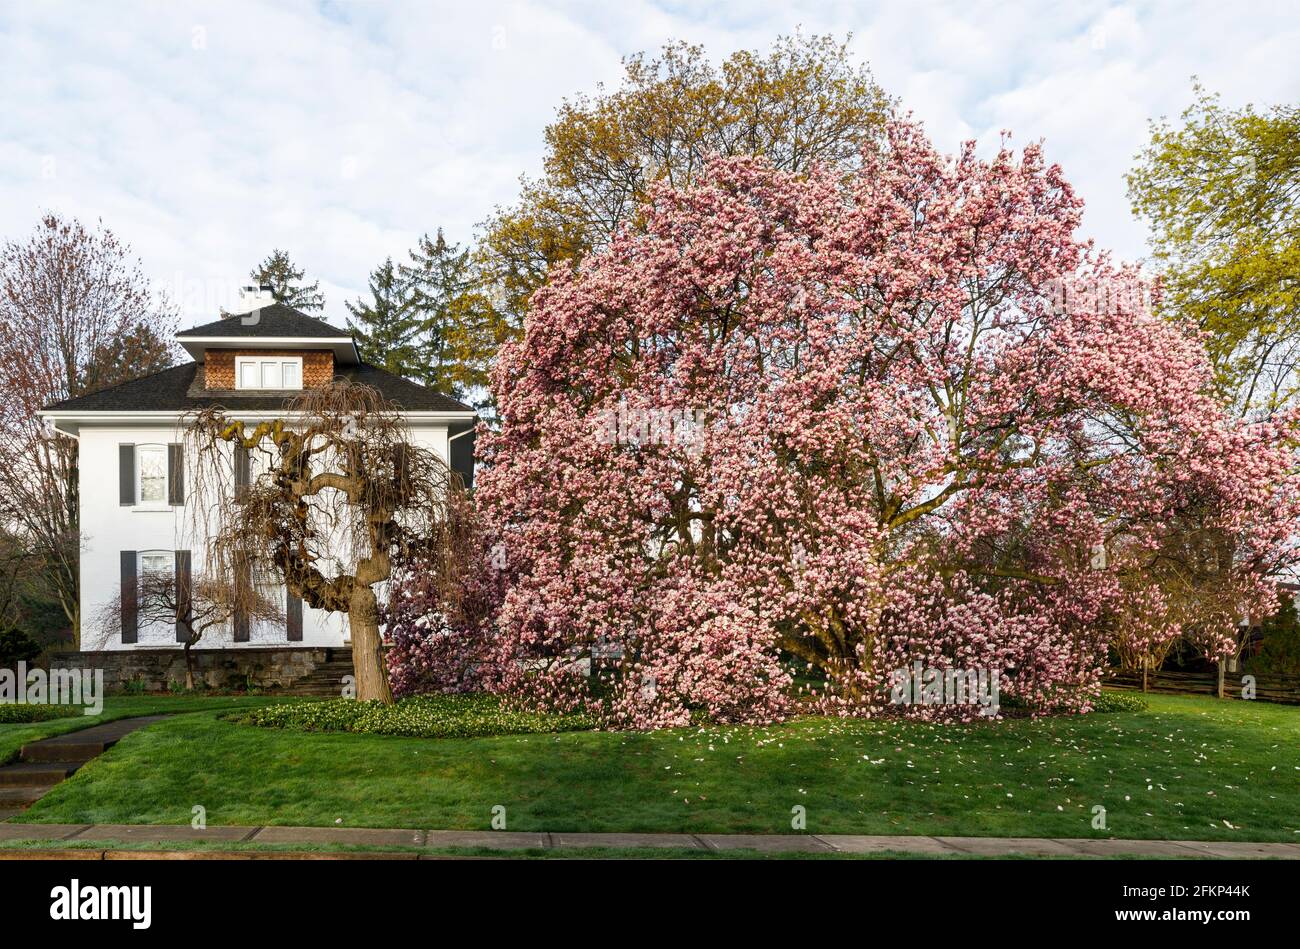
[{"xmin": 39, "ymin": 289, "xmax": 478, "ymax": 655}]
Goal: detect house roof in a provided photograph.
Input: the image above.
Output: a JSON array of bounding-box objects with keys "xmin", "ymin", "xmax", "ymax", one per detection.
[
  {"xmin": 41, "ymin": 361, "xmax": 475, "ymax": 416},
  {"xmin": 41, "ymin": 301, "xmax": 475, "ymax": 426},
  {"xmin": 175, "ymin": 303, "xmax": 361, "ymax": 365},
  {"xmin": 175, "ymin": 304, "xmax": 351, "ymax": 340}
]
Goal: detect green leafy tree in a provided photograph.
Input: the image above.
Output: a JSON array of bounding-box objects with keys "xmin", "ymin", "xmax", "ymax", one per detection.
[
  {"xmin": 1128, "ymin": 83, "xmax": 1300, "ymax": 412},
  {"xmin": 1247, "ymin": 596, "xmax": 1300, "ymax": 677},
  {"xmin": 345, "ymin": 258, "xmax": 419, "ymax": 378},
  {"xmin": 480, "ymin": 34, "xmax": 892, "ymax": 335},
  {"xmin": 249, "ymin": 249, "xmax": 325, "ymax": 313},
  {"xmin": 399, "ymin": 230, "xmax": 498, "ymax": 406}
]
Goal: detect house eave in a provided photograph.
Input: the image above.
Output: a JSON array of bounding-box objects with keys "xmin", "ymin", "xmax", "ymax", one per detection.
[
  {"xmin": 177, "ymin": 336, "xmax": 361, "ymax": 365},
  {"xmin": 37, "ymin": 408, "xmax": 478, "ymax": 437}
]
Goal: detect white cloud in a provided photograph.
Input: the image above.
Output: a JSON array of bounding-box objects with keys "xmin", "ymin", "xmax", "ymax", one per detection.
[{"xmin": 1, "ymin": 0, "xmax": 1296, "ymax": 326}]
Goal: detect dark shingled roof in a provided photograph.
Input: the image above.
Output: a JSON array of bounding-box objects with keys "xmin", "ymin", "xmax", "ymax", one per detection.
[
  {"xmin": 175, "ymin": 304, "xmax": 351, "ymax": 339},
  {"xmin": 43, "ymin": 362, "xmax": 474, "ymax": 414}
]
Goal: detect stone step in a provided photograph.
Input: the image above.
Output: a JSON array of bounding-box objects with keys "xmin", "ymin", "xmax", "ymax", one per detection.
[
  {"xmin": 291, "ymin": 670, "xmax": 356, "ymax": 681},
  {"xmin": 284, "ymin": 688, "xmax": 349, "ymax": 697},
  {"xmin": 291, "ymin": 670, "xmax": 353, "ymax": 681},
  {"xmin": 21, "ymin": 740, "xmax": 112, "ymax": 763},
  {"xmin": 0, "ymin": 784, "xmax": 58, "ymax": 805},
  {"xmin": 0, "ymin": 762, "xmax": 80, "ymax": 786},
  {"xmin": 20, "ymin": 715, "xmax": 169, "ymax": 764}
]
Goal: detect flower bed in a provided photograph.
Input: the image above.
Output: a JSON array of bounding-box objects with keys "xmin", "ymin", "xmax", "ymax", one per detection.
[{"xmin": 231, "ymin": 694, "xmax": 593, "ymax": 739}]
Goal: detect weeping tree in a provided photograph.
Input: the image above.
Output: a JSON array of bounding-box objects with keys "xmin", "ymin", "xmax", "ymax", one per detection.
[{"xmin": 187, "ymin": 382, "xmax": 470, "ymax": 702}]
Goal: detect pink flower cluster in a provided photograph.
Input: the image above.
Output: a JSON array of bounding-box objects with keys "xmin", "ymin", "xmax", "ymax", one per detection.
[{"xmin": 393, "ymin": 118, "xmax": 1300, "ymax": 728}]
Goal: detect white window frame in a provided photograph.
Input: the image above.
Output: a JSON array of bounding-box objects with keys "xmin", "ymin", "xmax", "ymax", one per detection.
[
  {"xmin": 235, "ymin": 356, "xmax": 303, "ymax": 390},
  {"xmin": 136, "ymin": 549, "xmax": 173, "ymax": 645},
  {"xmin": 138, "ymin": 550, "xmax": 172, "ymax": 577},
  {"xmin": 135, "ymin": 443, "xmax": 170, "ymax": 509}
]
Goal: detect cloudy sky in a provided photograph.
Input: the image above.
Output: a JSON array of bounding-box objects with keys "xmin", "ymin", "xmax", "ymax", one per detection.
[{"xmin": 2, "ymin": 1, "xmax": 1297, "ymax": 327}]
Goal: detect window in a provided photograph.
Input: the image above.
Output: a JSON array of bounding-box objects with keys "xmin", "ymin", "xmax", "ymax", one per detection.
[
  {"xmin": 137, "ymin": 445, "xmax": 167, "ymax": 504},
  {"xmin": 139, "ymin": 551, "xmax": 171, "ymax": 576},
  {"xmin": 235, "ymin": 356, "xmax": 303, "ymax": 390}
]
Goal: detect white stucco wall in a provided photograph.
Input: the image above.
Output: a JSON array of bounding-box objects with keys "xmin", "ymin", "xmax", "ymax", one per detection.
[{"xmin": 77, "ymin": 418, "xmax": 450, "ymax": 651}]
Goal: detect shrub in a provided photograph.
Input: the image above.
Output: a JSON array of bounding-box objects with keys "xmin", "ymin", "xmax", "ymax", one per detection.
[
  {"xmin": 1247, "ymin": 598, "xmax": 1300, "ymax": 676},
  {"xmin": 233, "ymin": 694, "xmax": 593, "ymax": 739},
  {"xmin": 119, "ymin": 676, "xmax": 147, "ymax": 695},
  {"xmin": 0, "ymin": 628, "xmax": 42, "ymax": 666},
  {"xmin": 1089, "ymin": 691, "xmax": 1149, "ymax": 713},
  {"xmin": 0, "ymin": 703, "xmax": 82, "ymax": 724}
]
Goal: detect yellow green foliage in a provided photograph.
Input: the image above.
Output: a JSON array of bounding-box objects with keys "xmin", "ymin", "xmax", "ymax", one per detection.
[
  {"xmin": 479, "ymin": 34, "xmax": 893, "ymax": 335},
  {"xmin": 1128, "ymin": 83, "xmax": 1300, "ymax": 411}
]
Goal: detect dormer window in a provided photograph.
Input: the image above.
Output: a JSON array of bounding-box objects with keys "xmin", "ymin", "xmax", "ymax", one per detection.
[{"xmin": 236, "ymin": 356, "xmax": 302, "ymax": 390}]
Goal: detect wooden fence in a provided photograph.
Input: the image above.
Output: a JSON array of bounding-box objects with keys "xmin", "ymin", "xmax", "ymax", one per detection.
[{"xmin": 1104, "ymin": 667, "xmax": 1300, "ymax": 705}]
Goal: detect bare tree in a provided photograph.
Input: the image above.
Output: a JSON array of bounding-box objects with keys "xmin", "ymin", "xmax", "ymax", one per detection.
[
  {"xmin": 187, "ymin": 382, "xmax": 471, "ymax": 702},
  {"xmin": 0, "ymin": 529, "xmax": 37, "ymax": 635},
  {"xmin": 0, "ymin": 214, "xmax": 178, "ymax": 640},
  {"xmin": 96, "ymin": 569, "xmax": 284, "ymax": 690}
]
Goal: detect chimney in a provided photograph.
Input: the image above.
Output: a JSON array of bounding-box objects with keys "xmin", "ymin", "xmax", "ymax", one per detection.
[{"xmin": 231, "ymin": 284, "xmax": 276, "ymax": 315}]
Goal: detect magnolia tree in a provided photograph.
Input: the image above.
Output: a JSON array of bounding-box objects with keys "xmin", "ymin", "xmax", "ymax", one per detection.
[
  {"xmin": 400, "ymin": 118, "xmax": 1298, "ymax": 727},
  {"xmin": 384, "ymin": 490, "xmax": 502, "ymax": 696}
]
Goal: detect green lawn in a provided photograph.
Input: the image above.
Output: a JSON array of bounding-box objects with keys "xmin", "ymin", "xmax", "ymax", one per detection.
[
  {"xmin": 12, "ymin": 693, "xmax": 1300, "ymax": 841},
  {"xmin": 0, "ymin": 694, "xmax": 290, "ymax": 765}
]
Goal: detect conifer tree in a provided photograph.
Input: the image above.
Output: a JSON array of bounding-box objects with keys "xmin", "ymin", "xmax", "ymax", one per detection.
[
  {"xmin": 399, "ymin": 230, "xmax": 497, "ymax": 405},
  {"xmin": 346, "ymin": 257, "xmax": 418, "ymax": 377},
  {"xmin": 249, "ymin": 249, "xmax": 325, "ymax": 313}
]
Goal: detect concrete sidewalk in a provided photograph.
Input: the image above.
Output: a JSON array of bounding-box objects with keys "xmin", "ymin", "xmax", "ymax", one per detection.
[{"xmin": 1, "ymin": 822, "xmax": 1297, "ymax": 858}]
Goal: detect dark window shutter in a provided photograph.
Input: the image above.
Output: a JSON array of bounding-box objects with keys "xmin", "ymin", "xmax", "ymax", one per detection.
[
  {"xmin": 392, "ymin": 443, "xmax": 409, "ymax": 489},
  {"xmin": 286, "ymin": 588, "xmax": 303, "ymax": 642},
  {"xmin": 120, "ymin": 551, "xmax": 137, "ymax": 644},
  {"xmin": 233, "ymin": 558, "xmax": 250, "ymax": 642},
  {"xmin": 450, "ymin": 428, "xmax": 475, "ymax": 491},
  {"xmin": 234, "ymin": 443, "xmax": 250, "ymax": 499},
  {"xmin": 168, "ymin": 443, "xmax": 185, "ymax": 505},
  {"xmin": 119, "ymin": 444, "xmax": 136, "ymax": 505},
  {"xmin": 175, "ymin": 550, "xmax": 192, "ymax": 643}
]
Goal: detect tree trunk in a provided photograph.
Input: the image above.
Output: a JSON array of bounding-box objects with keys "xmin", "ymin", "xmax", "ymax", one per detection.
[
  {"xmin": 1216, "ymin": 658, "xmax": 1225, "ymax": 699},
  {"xmin": 349, "ymin": 586, "xmax": 393, "ymax": 703},
  {"xmin": 184, "ymin": 640, "xmax": 195, "ymax": 691}
]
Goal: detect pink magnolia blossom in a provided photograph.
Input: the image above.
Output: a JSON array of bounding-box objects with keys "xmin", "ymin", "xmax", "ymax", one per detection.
[{"xmin": 398, "ymin": 118, "xmax": 1300, "ymax": 728}]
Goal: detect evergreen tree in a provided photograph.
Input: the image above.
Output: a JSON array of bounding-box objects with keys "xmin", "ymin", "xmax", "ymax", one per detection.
[
  {"xmin": 345, "ymin": 258, "xmax": 419, "ymax": 377},
  {"xmin": 399, "ymin": 230, "xmax": 497, "ymax": 405},
  {"xmin": 249, "ymin": 249, "xmax": 325, "ymax": 313},
  {"xmin": 1249, "ymin": 596, "xmax": 1300, "ymax": 676}
]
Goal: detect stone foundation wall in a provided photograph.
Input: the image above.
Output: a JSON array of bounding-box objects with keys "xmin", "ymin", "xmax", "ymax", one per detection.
[{"xmin": 49, "ymin": 647, "xmax": 346, "ymax": 693}]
